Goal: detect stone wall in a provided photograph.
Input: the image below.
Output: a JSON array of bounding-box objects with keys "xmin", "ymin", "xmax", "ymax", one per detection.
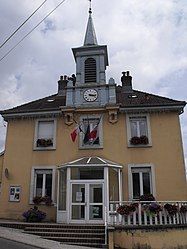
[{"xmin": 109, "ymin": 225, "xmax": 187, "ymax": 249}]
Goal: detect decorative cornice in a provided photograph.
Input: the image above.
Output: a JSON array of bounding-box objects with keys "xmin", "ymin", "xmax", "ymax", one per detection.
[{"xmin": 2, "ymin": 110, "xmax": 62, "ymax": 121}]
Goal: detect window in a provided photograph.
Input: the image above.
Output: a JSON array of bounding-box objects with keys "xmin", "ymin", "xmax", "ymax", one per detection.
[
  {"xmin": 59, "ymin": 169, "xmax": 67, "ymax": 210},
  {"xmin": 71, "ymin": 168, "xmax": 104, "ymax": 180},
  {"xmin": 34, "ymin": 170, "xmax": 52, "ymax": 198},
  {"xmin": 85, "ymin": 58, "xmax": 97, "ymax": 83},
  {"xmin": 126, "ymin": 115, "xmax": 151, "ymax": 147},
  {"xmin": 30, "ymin": 167, "xmax": 56, "ymax": 204},
  {"xmin": 130, "ymin": 116, "xmax": 147, "ymax": 137},
  {"xmin": 79, "ymin": 116, "xmax": 103, "ymax": 149},
  {"xmin": 128, "ymin": 165, "xmax": 155, "ymax": 200},
  {"xmin": 34, "ymin": 119, "xmax": 56, "ymax": 150}
]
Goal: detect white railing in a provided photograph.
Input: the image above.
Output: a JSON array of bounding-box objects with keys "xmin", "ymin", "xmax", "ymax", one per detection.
[
  {"xmin": 109, "ymin": 201, "xmax": 187, "ymax": 226},
  {"xmin": 104, "ymin": 206, "xmax": 108, "ymax": 245}
]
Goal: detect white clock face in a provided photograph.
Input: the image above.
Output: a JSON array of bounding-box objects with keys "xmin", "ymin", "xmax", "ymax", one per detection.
[{"xmin": 83, "ymin": 89, "xmax": 98, "ymax": 102}]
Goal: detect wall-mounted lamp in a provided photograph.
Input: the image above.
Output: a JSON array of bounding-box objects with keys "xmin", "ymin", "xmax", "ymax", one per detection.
[{"xmin": 5, "ymin": 168, "xmax": 9, "ymax": 179}]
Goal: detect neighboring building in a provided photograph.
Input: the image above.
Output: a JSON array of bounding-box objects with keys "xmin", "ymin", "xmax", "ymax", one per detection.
[{"xmin": 0, "ymin": 5, "xmax": 186, "ymax": 248}]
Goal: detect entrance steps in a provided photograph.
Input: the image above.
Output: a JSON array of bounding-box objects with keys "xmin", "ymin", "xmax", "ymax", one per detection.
[
  {"xmin": 23, "ymin": 224, "xmax": 106, "ymax": 248},
  {"xmin": 0, "ymin": 222, "xmax": 107, "ymax": 248}
]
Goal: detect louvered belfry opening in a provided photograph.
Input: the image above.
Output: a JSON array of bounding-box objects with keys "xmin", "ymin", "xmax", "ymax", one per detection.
[{"xmin": 85, "ymin": 58, "xmax": 97, "ymax": 83}]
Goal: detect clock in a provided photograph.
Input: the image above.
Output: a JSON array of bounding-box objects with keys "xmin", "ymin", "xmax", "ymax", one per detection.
[{"xmin": 83, "ymin": 89, "xmax": 98, "ymax": 102}]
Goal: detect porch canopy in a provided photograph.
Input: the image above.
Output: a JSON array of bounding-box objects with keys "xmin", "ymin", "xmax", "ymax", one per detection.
[
  {"xmin": 58, "ymin": 156, "xmax": 123, "ymax": 169},
  {"xmin": 57, "ymin": 157, "xmax": 123, "ymax": 224}
]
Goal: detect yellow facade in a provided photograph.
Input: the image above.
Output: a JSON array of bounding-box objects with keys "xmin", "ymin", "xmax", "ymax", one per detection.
[
  {"xmin": 0, "ymin": 152, "xmax": 3, "ymax": 183},
  {"xmin": 0, "ymin": 110, "xmax": 186, "ymax": 220}
]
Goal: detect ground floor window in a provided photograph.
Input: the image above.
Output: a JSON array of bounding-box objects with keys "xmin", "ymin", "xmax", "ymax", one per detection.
[
  {"xmin": 59, "ymin": 169, "xmax": 67, "ymax": 210},
  {"xmin": 30, "ymin": 167, "xmax": 56, "ymax": 204},
  {"xmin": 129, "ymin": 165, "xmax": 154, "ymax": 200},
  {"xmin": 35, "ymin": 169, "xmax": 52, "ymax": 198}
]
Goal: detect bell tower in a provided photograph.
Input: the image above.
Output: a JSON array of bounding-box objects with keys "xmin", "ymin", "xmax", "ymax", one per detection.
[
  {"xmin": 72, "ymin": 3, "xmax": 108, "ymax": 86},
  {"xmin": 66, "ymin": 1, "xmax": 116, "ymax": 107}
]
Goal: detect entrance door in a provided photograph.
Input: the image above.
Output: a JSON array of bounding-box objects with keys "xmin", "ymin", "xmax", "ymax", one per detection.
[{"xmin": 70, "ymin": 182, "xmax": 104, "ymax": 223}]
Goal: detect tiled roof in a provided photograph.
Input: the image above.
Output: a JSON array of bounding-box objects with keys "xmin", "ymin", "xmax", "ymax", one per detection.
[
  {"xmin": 116, "ymin": 86, "xmax": 186, "ymax": 108},
  {"xmin": 0, "ymin": 94, "xmax": 66, "ymax": 115},
  {"xmin": 0, "ymin": 86, "xmax": 185, "ymax": 115}
]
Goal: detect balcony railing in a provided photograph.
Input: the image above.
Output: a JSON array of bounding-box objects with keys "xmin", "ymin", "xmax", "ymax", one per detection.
[{"xmin": 109, "ymin": 201, "xmax": 187, "ymax": 227}]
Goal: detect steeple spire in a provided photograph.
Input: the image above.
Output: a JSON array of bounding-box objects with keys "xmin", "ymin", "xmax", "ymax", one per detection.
[{"xmin": 84, "ymin": 0, "xmax": 98, "ymax": 46}]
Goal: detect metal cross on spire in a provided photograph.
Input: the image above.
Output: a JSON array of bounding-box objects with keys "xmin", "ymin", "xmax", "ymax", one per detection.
[{"xmin": 89, "ymin": 0, "xmax": 92, "ymax": 14}]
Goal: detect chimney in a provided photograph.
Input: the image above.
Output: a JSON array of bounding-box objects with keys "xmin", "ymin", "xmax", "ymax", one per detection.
[
  {"xmin": 121, "ymin": 71, "xmax": 133, "ymax": 92},
  {"xmin": 58, "ymin": 75, "xmax": 68, "ymax": 96}
]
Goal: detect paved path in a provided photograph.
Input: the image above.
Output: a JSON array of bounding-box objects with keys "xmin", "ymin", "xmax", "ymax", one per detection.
[
  {"xmin": 0, "ymin": 226, "xmax": 97, "ymax": 249},
  {"xmin": 0, "ymin": 238, "xmax": 40, "ymax": 249}
]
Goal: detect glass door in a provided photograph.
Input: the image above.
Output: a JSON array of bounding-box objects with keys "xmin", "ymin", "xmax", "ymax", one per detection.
[
  {"xmin": 89, "ymin": 184, "xmax": 103, "ymax": 221},
  {"xmin": 70, "ymin": 182, "xmax": 104, "ymax": 223},
  {"xmin": 71, "ymin": 184, "xmax": 86, "ymax": 221}
]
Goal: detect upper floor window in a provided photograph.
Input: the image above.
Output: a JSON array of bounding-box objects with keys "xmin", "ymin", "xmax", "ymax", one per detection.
[
  {"xmin": 85, "ymin": 58, "xmax": 97, "ymax": 83},
  {"xmin": 34, "ymin": 119, "xmax": 56, "ymax": 150},
  {"xmin": 79, "ymin": 116, "xmax": 103, "ymax": 149},
  {"xmin": 126, "ymin": 115, "xmax": 151, "ymax": 147}
]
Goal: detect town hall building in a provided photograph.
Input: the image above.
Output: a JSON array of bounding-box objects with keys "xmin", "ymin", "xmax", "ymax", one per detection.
[{"xmin": 0, "ymin": 4, "xmax": 186, "ymax": 249}]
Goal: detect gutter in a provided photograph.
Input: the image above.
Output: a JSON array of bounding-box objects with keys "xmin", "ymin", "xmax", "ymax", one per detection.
[{"xmin": 119, "ymin": 105, "xmax": 185, "ymax": 114}]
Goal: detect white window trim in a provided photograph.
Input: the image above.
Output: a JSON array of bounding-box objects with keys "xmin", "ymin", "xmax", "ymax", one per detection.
[
  {"xmin": 126, "ymin": 114, "xmax": 152, "ymax": 147},
  {"xmin": 33, "ymin": 118, "xmax": 57, "ymax": 151},
  {"xmin": 79, "ymin": 114, "xmax": 103, "ymax": 149},
  {"xmin": 29, "ymin": 166, "xmax": 56, "ymax": 205},
  {"xmin": 128, "ymin": 163, "xmax": 156, "ymax": 201}
]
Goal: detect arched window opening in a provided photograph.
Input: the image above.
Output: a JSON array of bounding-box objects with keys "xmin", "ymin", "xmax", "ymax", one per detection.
[{"xmin": 85, "ymin": 58, "xmax": 97, "ymax": 83}]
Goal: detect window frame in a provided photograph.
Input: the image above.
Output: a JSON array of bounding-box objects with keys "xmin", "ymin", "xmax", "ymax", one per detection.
[
  {"xmin": 128, "ymin": 164, "xmax": 156, "ymax": 201},
  {"xmin": 30, "ymin": 166, "xmax": 56, "ymax": 204},
  {"xmin": 33, "ymin": 118, "xmax": 57, "ymax": 151},
  {"xmin": 126, "ymin": 114, "xmax": 152, "ymax": 147},
  {"xmin": 79, "ymin": 115, "xmax": 103, "ymax": 149}
]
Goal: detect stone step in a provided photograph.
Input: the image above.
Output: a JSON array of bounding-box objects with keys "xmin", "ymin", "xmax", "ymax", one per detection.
[
  {"xmin": 24, "ymin": 227, "xmax": 105, "ymax": 233},
  {"xmin": 61, "ymin": 242, "xmax": 108, "ymax": 248},
  {"xmin": 0, "ymin": 222, "xmax": 104, "ymax": 230},
  {"xmin": 44, "ymin": 236, "xmax": 105, "ymax": 244},
  {"xmin": 23, "ymin": 231, "xmax": 105, "ymax": 238},
  {"xmin": 0, "ymin": 222, "xmax": 107, "ymax": 248}
]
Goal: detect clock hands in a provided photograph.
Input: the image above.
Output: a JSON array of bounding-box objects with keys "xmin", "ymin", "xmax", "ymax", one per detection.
[{"xmin": 88, "ymin": 93, "xmax": 97, "ymax": 97}]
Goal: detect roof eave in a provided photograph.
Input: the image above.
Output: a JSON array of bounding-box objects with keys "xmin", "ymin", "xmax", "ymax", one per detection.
[
  {"xmin": 1, "ymin": 109, "xmax": 62, "ymax": 120},
  {"xmin": 119, "ymin": 104, "xmax": 185, "ymax": 114}
]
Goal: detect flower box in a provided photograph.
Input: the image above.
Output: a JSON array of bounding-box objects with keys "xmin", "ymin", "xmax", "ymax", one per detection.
[
  {"xmin": 33, "ymin": 196, "xmax": 53, "ymax": 206},
  {"xmin": 130, "ymin": 135, "xmax": 149, "ymax": 145},
  {"xmin": 117, "ymin": 203, "xmax": 138, "ymax": 216},
  {"xmin": 164, "ymin": 203, "xmax": 178, "ymax": 215},
  {"xmin": 36, "ymin": 138, "xmax": 53, "ymax": 147}
]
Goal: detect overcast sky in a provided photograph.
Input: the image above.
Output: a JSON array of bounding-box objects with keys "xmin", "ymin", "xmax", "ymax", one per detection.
[{"xmin": 0, "ymin": 0, "xmax": 186, "ymax": 173}]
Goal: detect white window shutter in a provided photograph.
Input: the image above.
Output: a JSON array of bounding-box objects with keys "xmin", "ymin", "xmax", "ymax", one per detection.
[{"xmin": 38, "ymin": 121, "xmax": 54, "ymax": 139}]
